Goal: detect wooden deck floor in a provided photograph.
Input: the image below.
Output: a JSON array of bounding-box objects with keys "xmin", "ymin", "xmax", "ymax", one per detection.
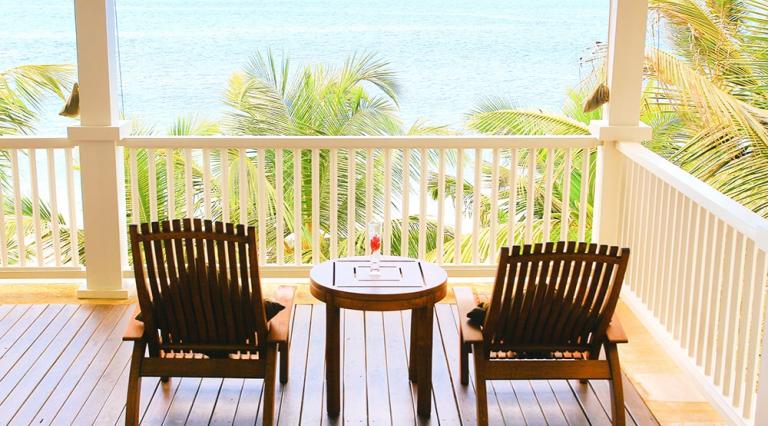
[{"xmin": 0, "ymin": 303, "xmax": 657, "ymax": 425}]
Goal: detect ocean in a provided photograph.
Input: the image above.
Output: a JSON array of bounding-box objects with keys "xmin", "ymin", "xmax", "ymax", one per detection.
[{"xmin": 2, "ymin": 0, "xmax": 608, "ymax": 135}]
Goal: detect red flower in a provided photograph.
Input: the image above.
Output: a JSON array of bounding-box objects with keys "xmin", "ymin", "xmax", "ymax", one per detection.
[{"xmin": 370, "ymin": 235, "xmax": 381, "ymax": 252}]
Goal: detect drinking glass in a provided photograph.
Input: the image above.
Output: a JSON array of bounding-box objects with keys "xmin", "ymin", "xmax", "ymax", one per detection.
[{"xmin": 368, "ymin": 222, "xmax": 382, "ymax": 275}]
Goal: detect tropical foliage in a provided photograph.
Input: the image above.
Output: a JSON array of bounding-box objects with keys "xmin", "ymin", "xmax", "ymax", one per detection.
[
  {"xmin": 0, "ymin": 64, "xmax": 82, "ymax": 265},
  {"xmin": 6, "ymin": 0, "xmax": 768, "ymax": 267},
  {"xmin": 126, "ymin": 53, "xmax": 453, "ymax": 264},
  {"xmin": 0, "ymin": 64, "xmax": 74, "ymax": 135},
  {"xmin": 468, "ymin": 0, "xmax": 768, "ymax": 218}
]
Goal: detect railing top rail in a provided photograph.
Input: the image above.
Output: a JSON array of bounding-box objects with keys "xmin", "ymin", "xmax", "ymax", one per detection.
[
  {"xmin": 618, "ymin": 141, "xmax": 768, "ymax": 252},
  {"xmin": 119, "ymin": 135, "xmax": 601, "ymax": 149},
  {"xmin": 0, "ymin": 137, "xmax": 75, "ymax": 149}
]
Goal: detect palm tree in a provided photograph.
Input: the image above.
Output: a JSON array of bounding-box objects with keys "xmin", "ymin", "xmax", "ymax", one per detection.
[
  {"xmin": 220, "ymin": 52, "xmax": 448, "ymax": 262},
  {"xmin": 127, "ymin": 52, "xmax": 449, "ymax": 263},
  {"xmin": 0, "ymin": 64, "xmax": 74, "ymax": 135},
  {"xmin": 0, "ymin": 64, "xmax": 80, "ymax": 265},
  {"xmin": 466, "ymin": 0, "xmax": 768, "ymax": 219},
  {"xmin": 449, "ymin": 90, "xmax": 597, "ymax": 262},
  {"xmin": 644, "ymin": 0, "xmax": 768, "ymax": 216}
]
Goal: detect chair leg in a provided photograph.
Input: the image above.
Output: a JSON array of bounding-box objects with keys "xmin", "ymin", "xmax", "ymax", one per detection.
[
  {"xmin": 459, "ymin": 336, "xmax": 470, "ymax": 386},
  {"xmin": 605, "ymin": 343, "xmax": 626, "ymax": 426},
  {"xmin": 125, "ymin": 341, "xmax": 145, "ymax": 426},
  {"xmin": 262, "ymin": 343, "xmax": 278, "ymax": 426},
  {"xmin": 279, "ymin": 341, "xmax": 289, "ymax": 384},
  {"xmin": 472, "ymin": 344, "xmax": 488, "ymax": 426}
]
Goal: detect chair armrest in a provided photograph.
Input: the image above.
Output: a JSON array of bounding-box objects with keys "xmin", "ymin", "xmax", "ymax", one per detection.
[
  {"xmin": 268, "ymin": 285, "xmax": 296, "ymax": 343},
  {"xmin": 606, "ymin": 315, "xmax": 628, "ymax": 344},
  {"xmin": 123, "ymin": 305, "xmax": 145, "ymax": 342},
  {"xmin": 454, "ymin": 287, "xmax": 484, "ymax": 344}
]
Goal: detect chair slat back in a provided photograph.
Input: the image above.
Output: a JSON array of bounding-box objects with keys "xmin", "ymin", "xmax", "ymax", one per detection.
[
  {"xmin": 130, "ymin": 219, "xmax": 268, "ymax": 354},
  {"xmin": 483, "ymin": 242, "xmax": 629, "ymax": 353}
]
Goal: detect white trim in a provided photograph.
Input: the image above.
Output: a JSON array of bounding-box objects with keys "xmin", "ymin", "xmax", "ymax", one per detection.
[
  {"xmin": 0, "ymin": 267, "xmax": 86, "ymax": 279},
  {"xmin": 76, "ymin": 286, "xmax": 133, "ymax": 299},
  {"xmin": 120, "ymin": 135, "xmax": 601, "ymax": 150},
  {"xmin": 621, "ymin": 289, "xmax": 745, "ymax": 425},
  {"xmin": 0, "ymin": 138, "xmax": 76, "ymax": 149},
  {"xmin": 618, "ymin": 142, "xmax": 768, "ymax": 252},
  {"xmin": 67, "ymin": 120, "xmax": 130, "ymax": 141},
  {"xmin": 588, "ymin": 120, "xmax": 652, "ymax": 142}
]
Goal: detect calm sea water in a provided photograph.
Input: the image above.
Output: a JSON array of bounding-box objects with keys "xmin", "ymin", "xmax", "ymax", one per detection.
[{"xmin": 2, "ymin": 0, "xmax": 608, "ymax": 134}]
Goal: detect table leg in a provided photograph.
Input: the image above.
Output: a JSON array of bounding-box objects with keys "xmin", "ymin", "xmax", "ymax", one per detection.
[
  {"xmin": 325, "ymin": 302, "xmax": 341, "ymax": 416},
  {"xmin": 409, "ymin": 308, "xmax": 420, "ymax": 382},
  {"xmin": 416, "ymin": 304, "xmax": 434, "ymax": 417}
]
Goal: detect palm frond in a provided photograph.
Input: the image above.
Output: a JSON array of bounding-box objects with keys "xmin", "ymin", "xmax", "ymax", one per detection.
[
  {"xmin": 168, "ymin": 114, "xmax": 220, "ymax": 136},
  {"xmin": 467, "ymin": 99, "xmax": 590, "ymax": 135}
]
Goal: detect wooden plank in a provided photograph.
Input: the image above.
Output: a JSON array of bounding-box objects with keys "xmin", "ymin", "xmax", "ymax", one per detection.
[
  {"xmin": 365, "ymin": 311, "xmax": 391, "ymax": 424},
  {"xmin": 530, "ymin": 380, "xmax": 568, "ymax": 425},
  {"xmin": 0, "ymin": 305, "xmax": 77, "ymax": 424},
  {"xmin": 589, "ymin": 374, "xmax": 658, "ymax": 426},
  {"xmin": 401, "ymin": 309, "xmax": 436, "ymax": 418},
  {"xmin": 210, "ymin": 378, "xmax": 245, "ymax": 424},
  {"xmin": 621, "ymin": 374, "xmax": 660, "ymax": 426},
  {"xmin": 185, "ymin": 378, "xmax": 222, "ymax": 425},
  {"xmin": 322, "ymin": 306, "xmax": 344, "ymax": 426},
  {"xmin": 0, "ymin": 305, "xmax": 15, "ymax": 324},
  {"xmin": 429, "ymin": 308, "xmax": 462, "ymax": 424},
  {"xmin": 300, "ymin": 305, "xmax": 326, "ymax": 425},
  {"xmin": 163, "ymin": 377, "xmax": 202, "ymax": 424},
  {"xmin": 548, "ymin": 380, "xmax": 590, "ymax": 426},
  {"xmin": 20, "ymin": 306, "xmax": 127, "ymax": 424},
  {"xmin": 382, "ymin": 311, "xmax": 415, "ymax": 425},
  {"xmin": 0, "ymin": 305, "xmax": 28, "ymax": 338},
  {"xmin": 589, "ymin": 378, "xmax": 636, "ymax": 425},
  {"xmin": 568, "ymin": 380, "xmax": 612, "ymax": 426},
  {"xmin": 52, "ymin": 307, "xmax": 137, "ymax": 425},
  {"xmin": 71, "ymin": 337, "xmax": 134, "ymax": 424},
  {"xmin": 435, "ymin": 304, "xmax": 477, "ymax": 425},
  {"xmin": 278, "ymin": 305, "xmax": 312, "ymax": 425},
  {"xmin": 0, "ymin": 304, "xmax": 67, "ymax": 378},
  {"xmin": 490, "ymin": 380, "xmax": 526, "ymax": 425},
  {"xmin": 511, "ymin": 380, "xmax": 548, "ymax": 425},
  {"xmin": 0, "ymin": 303, "xmax": 655, "ymax": 426},
  {"xmin": 231, "ymin": 379, "xmax": 260, "ymax": 425},
  {"xmin": 13, "ymin": 305, "xmax": 104, "ymax": 423},
  {"xmin": 446, "ymin": 305, "xmax": 507, "ymax": 425},
  {"xmin": 0, "ymin": 304, "xmax": 45, "ymax": 354},
  {"xmin": 136, "ymin": 376, "xmax": 162, "ymax": 424},
  {"xmin": 343, "ymin": 309, "xmax": 367, "ymax": 422},
  {"xmin": 91, "ymin": 356, "xmax": 132, "ymax": 425},
  {"xmin": 140, "ymin": 376, "xmax": 182, "ymax": 424}
]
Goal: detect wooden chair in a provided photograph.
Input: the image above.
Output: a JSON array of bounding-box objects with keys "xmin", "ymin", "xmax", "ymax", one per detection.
[
  {"xmin": 455, "ymin": 242, "xmax": 630, "ymax": 425},
  {"xmin": 122, "ymin": 219, "xmax": 295, "ymax": 425}
]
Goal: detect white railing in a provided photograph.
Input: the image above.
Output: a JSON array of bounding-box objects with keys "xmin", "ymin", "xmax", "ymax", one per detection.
[
  {"xmin": 617, "ymin": 141, "xmax": 768, "ymax": 424},
  {"xmin": 0, "ymin": 135, "xmax": 598, "ymax": 279},
  {"xmin": 120, "ymin": 136, "xmax": 598, "ymax": 277},
  {"xmin": 0, "ymin": 137, "xmax": 82, "ymax": 278}
]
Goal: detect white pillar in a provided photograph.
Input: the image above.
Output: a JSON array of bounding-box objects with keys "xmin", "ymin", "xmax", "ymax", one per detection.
[
  {"xmin": 71, "ymin": 0, "xmax": 130, "ymax": 298},
  {"xmin": 591, "ymin": 0, "xmax": 650, "ymax": 245}
]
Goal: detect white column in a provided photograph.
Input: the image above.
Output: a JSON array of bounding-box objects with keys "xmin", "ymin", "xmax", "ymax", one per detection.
[
  {"xmin": 71, "ymin": 0, "xmax": 130, "ymax": 298},
  {"xmin": 591, "ymin": 0, "xmax": 650, "ymax": 245}
]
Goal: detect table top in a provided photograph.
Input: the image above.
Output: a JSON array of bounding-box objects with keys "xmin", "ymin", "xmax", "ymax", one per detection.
[{"xmin": 309, "ymin": 256, "xmax": 448, "ymax": 311}]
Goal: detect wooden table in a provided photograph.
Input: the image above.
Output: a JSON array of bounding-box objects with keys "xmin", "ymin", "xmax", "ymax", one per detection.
[{"xmin": 309, "ymin": 256, "xmax": 448, "ymax": 418}]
